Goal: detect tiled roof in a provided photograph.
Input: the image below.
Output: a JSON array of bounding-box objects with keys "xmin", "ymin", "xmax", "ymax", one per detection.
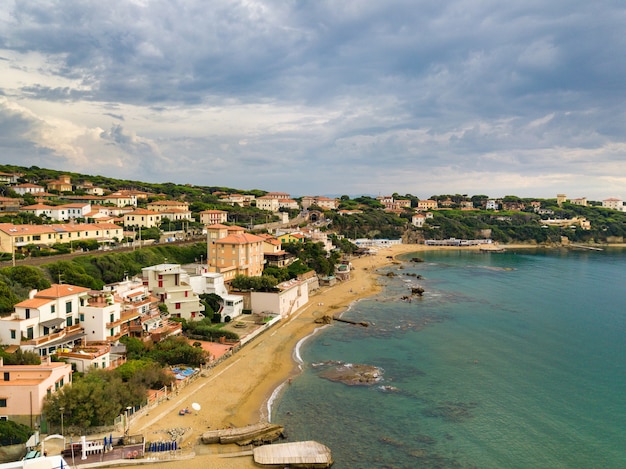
[{"xmin": 34, "ymin": 284, "xmax": 90, "ymax": 299}]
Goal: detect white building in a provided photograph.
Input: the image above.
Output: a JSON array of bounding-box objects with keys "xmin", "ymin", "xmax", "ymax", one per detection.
[
  {"xmin": 142, "ymin": 264, "xmax": 205, "ymax": 321},
  {"xmin": 188, "ymin": 271, "xmax": 245, "ymax": 322},
  {"xmin": 602, "ymin": 197, "xmax": 624, "ymax": 211},
  {"xmin": 250, "ymin": 278, "xmax": 309, "ymax": 318}
]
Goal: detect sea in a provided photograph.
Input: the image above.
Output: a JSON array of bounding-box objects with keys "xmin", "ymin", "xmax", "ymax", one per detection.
[{"xmin": 272, "ymin": 248, "xmax": 626, "ymax": 469}]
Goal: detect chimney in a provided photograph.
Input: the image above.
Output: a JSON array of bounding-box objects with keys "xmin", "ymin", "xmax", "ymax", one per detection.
[{"xmin": 29, "ymin": 289, "xmax": 38, "ymax": 299}]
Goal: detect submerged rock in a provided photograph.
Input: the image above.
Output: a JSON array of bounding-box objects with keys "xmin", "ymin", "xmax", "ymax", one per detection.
[{"xmin": 318, "ymin": 362, "xmax": 384, "ymax": 386}]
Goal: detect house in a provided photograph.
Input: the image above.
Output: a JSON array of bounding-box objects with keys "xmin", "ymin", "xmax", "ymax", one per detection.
[
  {"xmin": 13, "ymin": 183, "xmax": 45, "ymax": 196},
  {"xmin": 0, "ymin": 171, "xmax": 19, "ymax": 185},
  {"xmin": 255, "ymin": 196, "xmax": 280, "ymax": 212},
  {"xmin": 123, "ymin": 208, "xmax": 162, "ymax": 229},
  {"xmin": 376, "ymin": 196, "xmax": 411, "ymax": 211},
  {"xmin": 147, "ymin": 200, "xmax": 190, "ymax": 213},
  {"xmin": 20, "ymin": 203, "xmax": 84, "ymax": 219},
  {"xmin": 602, "ymin": 198, "xmax": 624, "ymax": 211},
  {"xmin": 206, "ymin": 224, "xmax": 265, "ymax": 281},
  {"xmin": 77, "ymin": 181, "xmax": 105, "ymax": 196},
  {"xmin": 301, "ymin": 196, "xmax": 338, "ymax": 210},
  {"xmin": 188, "ymin": 271, "xmax": 245, "ymax": 322},
  {"xmin": 103, "ymin": 193, "xmax": 137, "ymax": 208},
  {"xmin": 264, "ymin": 192, "xmax": 291, "ymax": 200},
  {"xmin": 258, "ymin": 233, "xmax": 296, "ymax": 268},
  {"xmin": 0, "ymin": 196, "xmax": 21, "ymax": 213},
  {"xmin": 417, "ymin": 199, "xmax": 438, "ymax": 211},
  {"xmin": 220, "ymin": 193, "xmax": 255, "ymax": 207},
  {"xmin": 0, "ymin": 284, "xmax": 90, "ymax": 356},
  {"xmin": 55, "ymin": 343, "xmax": 125, "ymax": 373},
  {"xmin": 250, "ymin": 278, "xmax": 309, "ymax": 318},
  {"xmin": 278, "ymin": 232, "xmax": 306, "ymax": 245},
  {"xmin": 46, "ymin": 175, "xmax": 73, "ymax": 193},
  {"xmin": 199, "ymin": 209, "xmax": 228, "ymax": 225},
  {"xmin": 142, "ymin": 264, "xmax": 205, "ymax": 321},
  {"xmin": 0, "ymin": 222, "xmax": 123, "ymax": 253},
  {"xmin": 412, "ymin": 213, "xmax": 426, "ymax": 227},
  {"xmin": 485, "ymin": 199, "xmax": 499, "ymax": 210},
  {"xmin": 0, "ymin": 356, "xmax": 72, "ymax": 427},
  {"xmin": 570, "ymin": 197, "xmax": 587, "ymax": 206}
]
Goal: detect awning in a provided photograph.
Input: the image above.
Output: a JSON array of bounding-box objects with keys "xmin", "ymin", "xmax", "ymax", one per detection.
[{"xmin": 40, "ymin": 318, "xmax": 66, "ymax": 328}]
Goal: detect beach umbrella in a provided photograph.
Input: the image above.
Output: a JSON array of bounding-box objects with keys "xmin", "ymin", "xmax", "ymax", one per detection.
[{"xmin": 191, "ymin": 402, "xmax": 201, "ymax": 414}]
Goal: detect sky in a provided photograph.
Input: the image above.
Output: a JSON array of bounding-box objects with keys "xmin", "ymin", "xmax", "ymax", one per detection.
[{"xmin": 1, "ymin": 1, "xmax": 625, "ymax": 200}]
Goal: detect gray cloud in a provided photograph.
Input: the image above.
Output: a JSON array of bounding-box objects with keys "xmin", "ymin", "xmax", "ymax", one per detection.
[{"xmin": 0, "ymin": 0, "xmax": 625, "ymax": 199}]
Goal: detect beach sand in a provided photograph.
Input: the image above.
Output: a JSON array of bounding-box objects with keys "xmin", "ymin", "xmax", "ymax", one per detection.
[{"xmin": 129, "ymin": 243, "xmax": 529, "ymax": 468}]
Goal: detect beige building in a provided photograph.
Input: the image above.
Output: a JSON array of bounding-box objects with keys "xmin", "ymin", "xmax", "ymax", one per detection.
[
  {"xmin": 199, "ymin": 210, "xmax": 228, "ymax": 225},
  {"xmin": 255, "ymin": 196, "xmax": 280, "ymax": 212},
  {"xmin": 0, "ymin": 357, "xmax": 72, "ymax": 426},
  {"xmin": 0, "ymin": 222, "xmax": 123, "ymax": 253},
  {"xmin": 147, "ymin": 200, "xmax": 190, "ymax": 212},
  {"xmin": 206, "ymin": 224, "xmax": 265, "ymax": 282},
  {"xmin": 417, "ymin": 199, "xmax": 438, "ymax": 211},
  {"xmin": 301, "ymin": 196, "xmax": 338, "ymax": 210},
  {"xmin": 142, "ymin": 264, "xmax": 205, "ymax": 321},
  {"xmin": 124, "ymin": 208, "xmax": 162, "ymax": 229}
]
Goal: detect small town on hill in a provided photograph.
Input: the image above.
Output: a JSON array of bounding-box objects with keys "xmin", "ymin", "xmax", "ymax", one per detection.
[{"xmin": 0, "ymin": 164, "xmax": 625, "ymax": 465}]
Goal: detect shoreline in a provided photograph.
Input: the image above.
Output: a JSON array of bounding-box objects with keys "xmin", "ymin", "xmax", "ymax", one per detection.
[{"xmin": 122, "ymin": 242, "xmax": 613, "ymax": 468}]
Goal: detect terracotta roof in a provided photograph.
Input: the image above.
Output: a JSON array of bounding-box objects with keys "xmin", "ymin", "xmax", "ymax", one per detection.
[
  {"xmin": 34, "ymin": 284, "xmax": 90, "ymax": 299},
  {"xmin": 126, "ymin": 208, "xmax": 159, "ymax": 215},
  {"xmin": 14, "ymin": 297, "xmax": 52, "ymax": 308},
  {"xmin": 215, "ymin": 233, "xmax": 265, "ymax": 245}
]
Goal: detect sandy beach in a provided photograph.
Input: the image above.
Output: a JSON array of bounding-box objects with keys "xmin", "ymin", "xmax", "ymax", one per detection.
[{"xmin": 129, "ymin": 242, "xmax": 535, "ymax": 468}]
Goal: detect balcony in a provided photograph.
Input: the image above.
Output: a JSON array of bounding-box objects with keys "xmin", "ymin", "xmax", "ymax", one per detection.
[{"xmin": 24, "ymin": 324, "xmax": 85, "ymax": 347}]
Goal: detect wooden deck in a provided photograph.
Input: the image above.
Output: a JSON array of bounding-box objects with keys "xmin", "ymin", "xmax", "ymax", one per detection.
[{"xmin": 253, "ymin": 441, "xmax": 333, "ymax": 468}]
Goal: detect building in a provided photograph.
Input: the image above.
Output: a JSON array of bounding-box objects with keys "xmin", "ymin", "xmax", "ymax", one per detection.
[
  {"xmin": 0, "ymin": 222, "xmax": 123, "ymax": 253},
  {"xmin": 485, "ymin": 199, "xmax": 499, "ymax": 210},
  {"xmin": 142, "ymin": 264, "xmax": 205, "ymax": 321},
  {"xmin": 412, "ymin": 213, "xmax": 426, "ymax": 227},
  {"xmin": 301, "ymin": 196, "xmax": 338, "ymax": 210},
  {"xmin": 188, "ymin": 271, "xmax": 245, "ymax": 322},
  {"xmin": 258, "ymin": 233, "xmax": 296, "ymax": 268},
  {"xmin": 147, "ymin": 200, "xmax": 190, "ymax": 213},
  {"xmin": 206, "ymin": 224, "xmax": 265, "ymax": 281},
  {"xmin": 250, "ymin": 278, "xmax": 309, "ymax": 318},
  {"xmin": 123, "ymin": 208, "xmax": 162, "ymax": 229},
  {"xmin": 102, "ymin": 193, "xmax": 137, "ymax": 208},
  {"xmin": 570, "ymin": 197, "xmax": 587, "ymax": 206},
  {"xmin": 46, "ymin": 175, "xmax": 73, "ymax": 193},
  {"xmin": 13, "ymin": 183, "xmax": 45, "ymax": 196},
  {"xmin": 417, "ymin": 199, "xmax": 438, "ymax": 211},
  {"xmin": 20, "ymin": 203, "xmax": 91, "ymax": 221},
  {"xmin": 0, "ymin": 357, "xmax": 72, "ymax": 427},
  {"xmin": 0, "ymin": 284, "xmax": 90, "ymax": 356},
  {"xmin": 55, "ymin": 343, "xmax": 125, "ymax": 373},
  {"xmin": 255, "ymin": 196, "xmax": 280, "ymax": 212},
  {"xmin": 602, "ymin": 197, "xmax": 624, "ymax": 211},
  {"xmin": 0, "ymin": 196, "xmax": 21, "ymax": 213},
  {"xmin": 199, "ymin": 210, "xmax": 228, "ymax": 225}
]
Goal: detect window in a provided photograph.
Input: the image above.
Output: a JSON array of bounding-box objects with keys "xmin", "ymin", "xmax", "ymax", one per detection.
[
  {"xmin": 66, "ymin": 317, "xmax": 72, "ymax": 327},
  {"xmin": 10, "ymin": 330, "xmax": 16, "ymax": 339},
  {"xmin": 110, "ymin": 314, "xmax": 115, "ymax": 323},
  {"xmin": 80, "ymin": 314, "xmax": 84, "ymax": 322},
  {"xmin": 3, "ymin": 373, "xmax": 9, "ymax": 382},
  {"xmin": 0, "ymin": 399, "xmax": 6, "ymax": 407},
  {"xmin": 51, "ymin": 305, "xmax": 55, "ymax": 314},
  {"xmin": 175, "ymin": 303, "xmax": 181, "ymax": 310},
  {"xmin": 25, "ymin": 309, "xmax": 30, "ymax": 319},
  {"xmin": 158, "ymin": 281, "xmax": 163, "ymax": 288},
  {"xmin": 65, "ymin": 301, "xmax": 72, "ymax": 314},
  {"xmin": 27, "ymin": 327, "xmax": 33, "ymax": 340}
]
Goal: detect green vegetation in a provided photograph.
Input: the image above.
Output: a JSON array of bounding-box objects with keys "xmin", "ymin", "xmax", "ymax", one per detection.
[
  {"xmin": 0, "ymin": 420, "xmax": 34, "ymax": 446},
  {"xmin": 43, "ymin": 336, "xmax": 208, "ymax": 432}
]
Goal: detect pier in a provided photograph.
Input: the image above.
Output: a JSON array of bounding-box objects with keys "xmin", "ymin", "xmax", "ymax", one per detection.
[
  {"xmin": 253, "ymin": 440, "xmax": 333, "ymax": 468},
  {"xmin": 332, "ymin": 316, "xmax": 369, "ymax": 327}
]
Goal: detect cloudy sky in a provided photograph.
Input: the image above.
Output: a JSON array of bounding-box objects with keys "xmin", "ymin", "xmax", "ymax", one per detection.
[{"xmin": 1, "ymin": 1, "xmax": 625, "ymax": 199}]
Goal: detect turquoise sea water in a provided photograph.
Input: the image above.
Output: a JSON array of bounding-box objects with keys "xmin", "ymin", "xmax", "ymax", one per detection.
[{"xmin": 273, "ymin": 248, "xmax": 626, "ymax": 468}]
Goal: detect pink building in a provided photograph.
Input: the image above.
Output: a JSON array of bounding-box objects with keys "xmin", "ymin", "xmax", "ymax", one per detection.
[{"xmin": 0, "ymin": 356, "xmax": 72, "ymax": 427}]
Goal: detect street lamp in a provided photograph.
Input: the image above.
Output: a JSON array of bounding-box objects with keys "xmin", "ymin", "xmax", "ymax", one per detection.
[
  {"xmin": 126, "ymin": 406, "xmax": 132, "ymax": 436},
  {"xmin": 59, "ymin": 407, "xmax": 64, "ymax": 437}
]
